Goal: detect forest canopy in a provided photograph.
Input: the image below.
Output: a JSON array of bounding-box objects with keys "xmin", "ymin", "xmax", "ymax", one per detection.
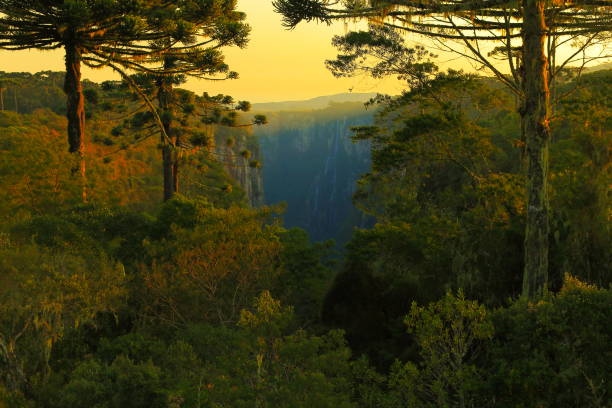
[{"xmin": 0, "ymin": 1, "xmax": 610, "ymax": 406}]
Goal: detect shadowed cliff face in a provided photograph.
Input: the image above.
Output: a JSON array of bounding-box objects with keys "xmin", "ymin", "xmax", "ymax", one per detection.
[
  {"xmin": 213, "ymin": 126, "xmax": 265, "ymax": 208},
  {"xmin": 220, "ymin": 146, "xmax": 264, "ymax": 208},
  {"xmin": 255, "ymin": 102, "xmax": 375, "ymax": 245}
]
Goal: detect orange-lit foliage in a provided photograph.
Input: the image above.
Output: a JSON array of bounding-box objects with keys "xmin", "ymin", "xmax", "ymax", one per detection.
[
  {"xmin": 141, "ymin": 206, "xmax": 282, "ymax": 326},
  {"xmin": 0, "ymin": 109, "xmax": 161, "ymax": 216},
  {"xmin": 89, "ymin": 141, "xmax": 157, "ymax": 206},
  {"xmin": 0, "ymin": 110, "xmax": 80, "ymax": 218}
]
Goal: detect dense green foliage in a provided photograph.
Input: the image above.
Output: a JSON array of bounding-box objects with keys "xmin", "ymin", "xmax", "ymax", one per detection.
[
  {"xmin": 0, "ymin": 71, "xmax": 262, "ymax": 211},
  {"xmin": 0, "ymin": 70, "xmax": 610, "ymax": 407},
  {"xmin": 321, "ymin": 69, "xmax": 611, "ymax": 368},
  {"xmin": 0, "ymin": 0, "xmax": 607, "ymax": 403}
]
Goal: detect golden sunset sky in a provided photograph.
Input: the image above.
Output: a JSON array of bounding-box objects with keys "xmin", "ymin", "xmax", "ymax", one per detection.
[
  {"xmin": 193, "ymin": 0, "xmax": 409, "ymax": 102},
  {"xmin": 0, "ymin": 1, "xmax": 605, "ymax": 102},
  {"xmin": 0, "ymin": 0, "xmax": 408, "ymax": 102}
]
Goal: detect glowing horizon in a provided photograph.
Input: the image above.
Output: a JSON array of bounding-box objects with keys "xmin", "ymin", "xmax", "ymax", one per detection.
[
  {"xmin": 0, "ymin": 1, "xmax": 607, "ymax": 103},
  {"xmin": 0, "ymin": 1, "xmax": 407, "ymax": 103}
]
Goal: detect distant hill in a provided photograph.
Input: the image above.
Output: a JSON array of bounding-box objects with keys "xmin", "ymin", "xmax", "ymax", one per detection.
[
  {"xmin": 252, "ymin": 63, "xmax": 612, "ymax": 113},
  {"xmin": 585, "ymin": 61, "xmax": 612, "ymax": 72},
  {"xmin": 252, "ymin": 93, "xmax": 378, "ymax": 112}
]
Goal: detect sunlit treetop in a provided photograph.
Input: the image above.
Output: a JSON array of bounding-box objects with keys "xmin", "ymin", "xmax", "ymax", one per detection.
[
  {"xmin": 0, "ymin": 0, "xmax": 250, "ymax": 76},
  {"xmin": 274, "ymin": 0, "xmax": 612, "ymax": 38},
  {"xmin": 0, "ymin": 0, "xmax": 159, "ymax": 51},
  {"xmin": 122, "ymin": 0, "xmax": 251, "ymax": 80}
]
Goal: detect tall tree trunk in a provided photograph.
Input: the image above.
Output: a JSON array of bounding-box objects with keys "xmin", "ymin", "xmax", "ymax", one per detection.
[
  {"xmin": 158, "ymin": 58, "xmax": 178, "ymax": 201},
  {"xmin": 162, "ymin": 145, "xmax": 176, "ymax": 201},
  {"xmin": 64, "ymin": 43, "xmax": 87, "ymax": 202},
  {"xmin": 520, "ymin": 0, "xmax": 550, "ymax": 299},
  {"xmin": 0, "ymin": 86, "xmax": 5, "ymax": 111}
]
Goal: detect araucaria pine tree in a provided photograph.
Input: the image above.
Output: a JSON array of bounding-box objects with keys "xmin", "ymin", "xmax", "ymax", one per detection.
[
  {"xmin": 0, "ymin": 0, "xmax": 174, "ymax": 199},
  {"xmin": 111, "ymin": 0, "xmax": 263, "ymax": 201},
  {"xmin": 137, "ymin": 0, "xmax": 251, "ymax": 201},
  {"xmin": 273, "ymin": 0, "xmax": 612, "ymax": 298}
]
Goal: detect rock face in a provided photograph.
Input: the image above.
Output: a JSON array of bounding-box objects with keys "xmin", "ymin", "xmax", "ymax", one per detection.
[
  {"xmin": 255, "ymin": 102, "xmax": 374, "ymax": 245},
  {"xmin": 214, "ymin": 126, "xmax": 265, "ymax": 207}
]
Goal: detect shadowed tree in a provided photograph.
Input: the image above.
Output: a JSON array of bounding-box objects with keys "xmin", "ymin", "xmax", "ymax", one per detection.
[
  {"xmin": 273, "ymin": 0, "xmax": 612, "ymax": 298},
  {"xmin": 0, "ymin": 244, "xmax": 126, "ymax": 393}
]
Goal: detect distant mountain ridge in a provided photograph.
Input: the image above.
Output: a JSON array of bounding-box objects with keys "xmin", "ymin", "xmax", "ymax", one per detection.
[
  {"xmin": 585, "ymin": 61, "xmax": 612, "ymax": 72},
  {"xmin": 252, "ymin": 93, "xmax": 378, "ymax": 112},
  {"xmin": 251, "ymin": 62, "xmax": 612, "ymax": 113}
]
